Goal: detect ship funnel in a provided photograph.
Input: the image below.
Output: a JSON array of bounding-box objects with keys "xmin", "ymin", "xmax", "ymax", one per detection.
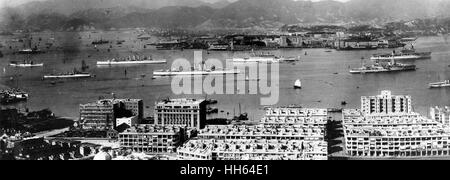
[{"xmin": 391, "ymin": 51, "xmax": 396, "ymax": 65}]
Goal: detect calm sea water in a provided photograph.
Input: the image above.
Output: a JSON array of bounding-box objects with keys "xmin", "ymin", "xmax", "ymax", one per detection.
[{"xmin": 1, "ymin": 31, "xmax": 450, "ymax": 120}]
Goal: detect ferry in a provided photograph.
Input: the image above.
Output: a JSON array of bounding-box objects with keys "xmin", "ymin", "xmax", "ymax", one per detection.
[
  {"xmin": 97, "ymin": 55, "xmax": 166, "ymax": 66},
  {"xmin": 370, "ymin": 47, "xmax": 431, "ymax": 61},
  {"xmin": 429, "ymin": 80, "xmax": 450, "ymax": 88},
  {"xmin": 10, "ymin": 61, "xmax": 44, "ymax": 67},
  {"xmin": 153, "ymin": 64, "xmax": 240, "ymax": 77}
]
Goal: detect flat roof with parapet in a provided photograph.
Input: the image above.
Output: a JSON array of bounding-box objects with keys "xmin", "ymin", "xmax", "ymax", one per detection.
[
  {"xmin": 344, "ymin": 125, "xmax": 450, "ymax": 137},
  {"xmin": 265, "ymin": 108, "xmax": 328, "ymax": 117},
  {"xmin": 198, "ymin": 125, "xmax": 324, "ymax": 137},
  {"xmin": 119, "ymin": 125, "xmax": 186, "ymax": 135},
  {"xmin": 343, "ymin": 109, "xmax": 437, "ymax": 126}
]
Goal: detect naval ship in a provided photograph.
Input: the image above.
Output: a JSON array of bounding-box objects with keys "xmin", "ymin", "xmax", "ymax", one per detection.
[
  {"xmin": 429, "ymin": 80, "xmax": 450, "ymax": 88},
  {"xmin": 43, "ymin": 69, "xmax": 93, "ymax": 79},
  {"xmin": 97, "ymin": 55, "xmax": 167, "ymax": 66},
  {"xmin": 231, "ymin": 52, "xmax": 300, "ymax": 63},
  {"xmin": 10, "ymin": 60, "xmax": 44, "ymax": 67},
  {"xmin": 153, "ymin": 64, "xmax": 240, "ymax": 78},
  {"xmin": 371, "ymin": 46, "xmax": 432, "ymax": 61},
  {"xmin": 350, "ymin": 56, "xmax": 416, "ymax": 74}
]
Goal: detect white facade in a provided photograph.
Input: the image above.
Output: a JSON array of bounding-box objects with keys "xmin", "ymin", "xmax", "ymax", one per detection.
[
  {"xmin": 361, "ymin": 90, "xmax": 412, "ymax": 115},
  {"xmin": 343, "ymin": 91, "xmax": 450, "ymax": 158},
  {"xmin": 431, "ymin": 106, "xmax": 450, "ymax": 126},
  {"xmin": 154, "ymin": 99, "xmax": 206, "ymax": 130}
]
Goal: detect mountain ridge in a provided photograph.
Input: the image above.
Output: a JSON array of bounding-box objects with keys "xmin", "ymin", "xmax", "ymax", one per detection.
[{"xmin": 2, "ymin": 0, "xmax": 450, "ymax": 31}]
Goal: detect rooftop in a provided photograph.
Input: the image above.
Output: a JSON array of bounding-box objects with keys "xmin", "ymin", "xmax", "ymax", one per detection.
[
  {"xmin": 178, "ymin": 139, "xmax": 328, "ymax": 160},
  {"xmin": 81, "ymin": 99, "xmax": 142, "ymax": 107},
  {"xmin": 265, "ymin": 108, "xmax": 328, "ymax": 117},
  {"xmin": 120, "ymin": 125, "xmax": 186, "ymax": 134},
  {"xmin": 345, "ymin": 125, "xmax": 450, "ymax": 137},
  {"xmin": 156, "ymin": 98, "xmax": 205, "ymax": 106},
  {"xmin": 343, "ymin": 109, "xmax": 437, "ymax": 126},
  {"xmin": 432, "ymin": 106, "xmax": 450, "ymax": 113},
  {"xmin": 198, "ymin": 125, "xmax": 324, "ymax": 138}
]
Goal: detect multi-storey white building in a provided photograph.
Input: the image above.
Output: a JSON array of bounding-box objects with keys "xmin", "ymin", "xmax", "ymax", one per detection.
[
  {"xmin": 154, "ymin": 99, "xmax": 207, "ymax": 130},
  {"xmin": 118, "ymin": 125, "xmax": 192, "ymax": 154},
  {"xmin": 80, "ymin": 99, "xmax": 143, "ymax": 129},
  {"xmin": 430, "ymin": 106, "xmax": 450, "ymax": 126},
  {"xmin": 361, "ymin": 90, "xmax": 412, "ymax": 115},
  {"xmin": 343, "ymin": 91, "xmax": 450, "ymax": 158}
]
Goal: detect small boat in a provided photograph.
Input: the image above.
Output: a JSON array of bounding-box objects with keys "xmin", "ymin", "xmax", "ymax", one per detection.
[
  {"xmin": 429, "ymin": 80, "xmax": 450, "ymax": 88},
  {"xmin": 341, "ymin": 101, "xmax": 348, "ymax": 106},
  {"xmin": 294, "ymin": 79, "xmax": 302, "ymax": 89}
]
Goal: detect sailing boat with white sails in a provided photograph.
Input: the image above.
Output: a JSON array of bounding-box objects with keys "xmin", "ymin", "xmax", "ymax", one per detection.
[{"xmin": 294, "ymin": 79, "xmax": 302, "ymax": 89}]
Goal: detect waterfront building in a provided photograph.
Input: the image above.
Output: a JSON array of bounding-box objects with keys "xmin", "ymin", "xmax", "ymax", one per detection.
[
  {"xmin": 118, "ymin": 125, "xmax": 192, "ymax": 154},
  {"xmin": 343, "ymin": 91, "xmax": 450, "ymax": 158},
  {"xmin": 154, "ymin": 99, "xmax": 207, "ymax": 130},
  {"xmin": 80, "ymin": 99, "xmax": 143, "ymax": 130},
  {"xmin": 177, "ymin": 139, "xmax": 328, "ymax": 160},
  {"xmin": 430, "ymin": 106, "xmax": 450, "ymax": 126},
  {"xmin": 80, "ymin": 100, "xmax": 115, "ymax": 130},
  {"xmin": 361, "ymin": 90, "xmax": 412, "ymax": 115}
]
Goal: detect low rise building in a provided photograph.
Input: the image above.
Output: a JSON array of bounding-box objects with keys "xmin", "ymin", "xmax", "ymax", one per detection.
[
  {"xmin": 198, "ymin": 125, "xmax": 325, "ymax": 141},
  {"xmin": 177, "ymin": 139, "xmax": 328, "ymax": 160},
  {"xmin": 261, "ymin": 108, "xmax": 328, "ymax": 128}
]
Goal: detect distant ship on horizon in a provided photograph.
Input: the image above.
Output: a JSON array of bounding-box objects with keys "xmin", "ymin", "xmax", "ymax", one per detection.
[
  {"xmin": 231, "ymin": 52, "xmax": 300, "ymax": 63},
  {"xmin": 153, "ymin": 64, "xmax": 240, "ymax": 78},
  {"xmin": 97, "ymin": 55, "xmax": 167, "ymax": 66},
  {"xmin": 371, "ymin": 46, "xmax": 431, "ymax": 61}
]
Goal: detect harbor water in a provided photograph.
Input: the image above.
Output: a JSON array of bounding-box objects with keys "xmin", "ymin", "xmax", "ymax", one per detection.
[{"xmin": 1, "ymin": 31, "xmax": 450, "ymax": 120}]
